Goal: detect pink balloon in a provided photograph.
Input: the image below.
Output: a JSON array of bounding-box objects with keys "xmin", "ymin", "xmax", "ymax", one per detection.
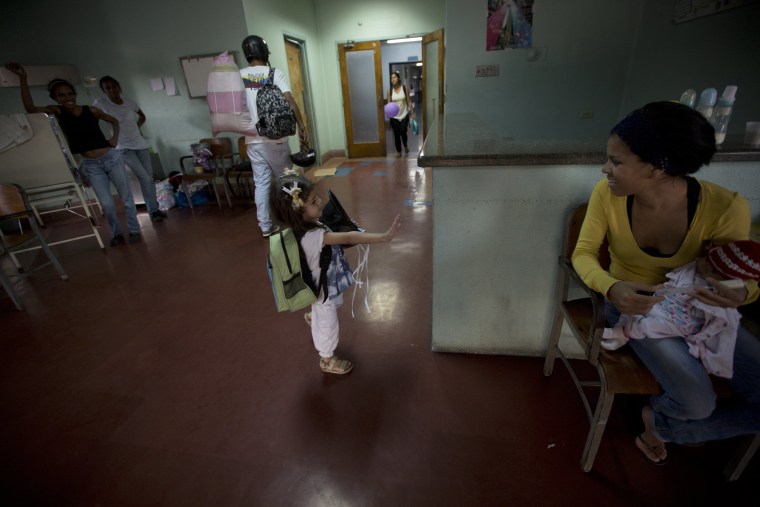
[{"xmin": 384, "ymin": 102, "xmax": 399, "ymax": 118}]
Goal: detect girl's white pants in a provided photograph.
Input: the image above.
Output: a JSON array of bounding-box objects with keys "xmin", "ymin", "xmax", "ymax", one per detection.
[{"xmin": 310, "ymin": 295, "xmax": 342, "ymax": 358}]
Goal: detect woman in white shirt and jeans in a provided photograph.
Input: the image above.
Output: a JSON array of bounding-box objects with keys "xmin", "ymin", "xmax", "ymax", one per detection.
[{"xmin": 94, "ymin": 76, "xmax": 166, "ymax": 222}]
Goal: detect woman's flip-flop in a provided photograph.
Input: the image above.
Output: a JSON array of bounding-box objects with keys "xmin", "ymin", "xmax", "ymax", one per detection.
[{"xmin": 635, "ymin": 433, "xmax": 669, "ymax": 465}]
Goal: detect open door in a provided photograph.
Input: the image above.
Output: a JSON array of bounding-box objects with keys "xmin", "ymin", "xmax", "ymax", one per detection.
[
  {"xmin": 422, "ymin": 29, "xmax": 444, "ymax": 139},
  {"xmin": 285, "ymin": 37, "xmax": 319, "ymax": 165},
  {"xmin": 338, "ymin": 41, "xmax": 386, "ymax": 158}
]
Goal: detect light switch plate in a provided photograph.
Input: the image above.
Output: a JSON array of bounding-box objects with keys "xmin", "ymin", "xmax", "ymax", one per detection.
[{"xmin": 475, "ymin": 65, "xmax": 500, "ymax": 78}]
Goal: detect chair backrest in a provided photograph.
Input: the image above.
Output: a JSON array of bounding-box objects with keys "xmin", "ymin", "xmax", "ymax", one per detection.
[
  {"xmin": 565, "ymin": 203, "xmax": 610, "ymax": 270},
  {"xmin": 0, "ymin": 183, "xmax": 28, "ymax": 219},
  {"xmin": 199, "ymin": 137, "xmax": 233, "ymax": 158}
]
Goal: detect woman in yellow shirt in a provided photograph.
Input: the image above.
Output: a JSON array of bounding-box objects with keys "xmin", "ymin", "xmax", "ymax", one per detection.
[{"xmin": 572, "ymin": 101, "xmax": 760, "ymax": 464}]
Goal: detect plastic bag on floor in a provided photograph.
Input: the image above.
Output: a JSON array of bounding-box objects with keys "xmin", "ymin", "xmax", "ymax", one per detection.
[
  {"xmin": 175, "ymin": 180, "xmax": 211, "ymax": 208},
  {"xmin": 156, "ymin": 178, "xmax": 176, "ymax": 211}
]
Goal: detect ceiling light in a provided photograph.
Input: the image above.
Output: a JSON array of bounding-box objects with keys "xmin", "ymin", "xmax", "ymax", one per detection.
[{"xmin": 387, "ymin": 37, "xmax": 422, "ymax": 44}]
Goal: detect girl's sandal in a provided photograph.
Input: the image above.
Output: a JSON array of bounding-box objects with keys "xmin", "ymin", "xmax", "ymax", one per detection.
[{"xmin": 320, "ymin": 356, "xmax": 353, "ymax": 375}]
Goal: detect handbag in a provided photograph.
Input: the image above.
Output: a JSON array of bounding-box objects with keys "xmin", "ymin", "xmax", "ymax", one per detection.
[{"xmin": 411, "ymin": 118, "xmax": 419, "ymax": 135}]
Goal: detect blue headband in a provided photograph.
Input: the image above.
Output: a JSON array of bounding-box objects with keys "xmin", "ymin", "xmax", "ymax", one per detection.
[{"xmin": 611, "ymin": 109, "xmax": 672, "ymax": 173}]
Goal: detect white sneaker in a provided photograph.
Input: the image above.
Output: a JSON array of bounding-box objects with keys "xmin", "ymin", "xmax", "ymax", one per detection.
[{"xmin": 262, "ymin": 224, "xmax": 280, "ymax": 238}]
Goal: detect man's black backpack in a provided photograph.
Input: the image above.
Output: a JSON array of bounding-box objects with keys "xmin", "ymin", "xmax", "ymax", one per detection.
[{"xmin": 256, "ymin": 68, "xmax": 297, "ymax": 140}]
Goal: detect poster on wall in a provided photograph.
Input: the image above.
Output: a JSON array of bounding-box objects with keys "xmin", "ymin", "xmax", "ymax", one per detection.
[
  {"xmin": 673, "ymin": 0, "xmax": 758, "ymax": 24},
  {"xmin": 486, "ymin": 0, "xmax": 534, "ymax": 51}
]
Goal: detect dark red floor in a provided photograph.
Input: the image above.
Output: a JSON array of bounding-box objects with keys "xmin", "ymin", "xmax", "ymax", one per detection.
[{"xmin": 1, "ymin": 158, "xmax": 758, "ymax": 506}]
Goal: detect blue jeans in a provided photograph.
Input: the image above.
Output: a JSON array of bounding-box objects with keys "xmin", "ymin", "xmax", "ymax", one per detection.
[
  {"xmin": 246, "ymin": 141, "xmax": 291, "ymax": 233},
  {"xmin": 605, "ymin": 301, "xmax": 760, "ymax": 444},
  {"xmin": 120, "ymin": 148, "xmax": 159, "ymax": 214},
  {"xmin": 84, "ymin": 150, "xmax": 139, "ymax": 238}
]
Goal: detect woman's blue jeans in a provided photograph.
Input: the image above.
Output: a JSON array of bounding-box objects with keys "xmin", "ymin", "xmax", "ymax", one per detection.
[
  {"xmin": 605, "ymin": 301, "xmax": 760, "ymax": 444},
  {"xmin": 83, "ymin": 150, "xmax": 139, "ymax": 238},
  {"xmin": 119, "ymin": 148, "xmax": 159, "ymax": 214}
]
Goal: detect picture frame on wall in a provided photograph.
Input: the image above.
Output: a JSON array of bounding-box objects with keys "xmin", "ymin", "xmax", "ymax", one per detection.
[{"xmin": 486, "ymin": 0, "xmax": 534, "ymax": 51}]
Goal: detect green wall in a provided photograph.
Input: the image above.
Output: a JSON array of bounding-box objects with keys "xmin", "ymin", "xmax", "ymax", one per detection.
[
  {"xmin": 2, "ymin": 0, "xmax": 757, "ymax": 169},
  {"xmin": 444, "ymin": 0, "xmax": 760, "ymax": 140},
  {"xmin": 621, "ymin": 0, "xmax": 760, "ymax": 134},
  {"xmin": 0, "ymin": 0, "xmax": 249, "ymax": 173}
]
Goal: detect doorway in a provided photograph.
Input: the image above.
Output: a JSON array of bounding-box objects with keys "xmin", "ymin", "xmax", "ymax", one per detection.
[
  {"xmin": 284, "ymin": 36, "xmax": 319, "ymax": 165},
  {"xmin": 339, "ymin": 30, "xmax": 444, "ymax": 159},
  {"xmin": 386, "ymin": 61, "xmax": 424, "ymax": 156}
]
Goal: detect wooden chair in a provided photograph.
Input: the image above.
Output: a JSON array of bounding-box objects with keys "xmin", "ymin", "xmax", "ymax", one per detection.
[
  {"xmin": 543, "ymin": 202, "xmax": 759, "ymax": 480},
  {"xmin": 221, "ymin": 136, "xmax": 254, "ymax": 205},
  {"xmin": 177, "ymin": 138, "xmax": 233, "ymax": 209},
  {"xmin": 0, "ymin": 183, "xmax": 68, "ymax": 310}
]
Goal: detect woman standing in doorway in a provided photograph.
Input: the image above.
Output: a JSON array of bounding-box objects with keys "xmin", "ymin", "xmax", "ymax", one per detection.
[
  {"xmin": 5, "ymin": 63, "xmax": 140, "ymax": 247},
  {"xmin": 94, "ymin": 76, "xmax": 166, "ymax": 222},
  {"xmin": 386, "ymin": 71, "xmax": 414, "ymax": 157}
]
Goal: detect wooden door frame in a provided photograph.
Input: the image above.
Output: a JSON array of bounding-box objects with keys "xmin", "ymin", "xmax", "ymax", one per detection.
[
  {"xmin": 284, "ymin": 36, "xmax": 319, "ymax": 165},
  {"xmin": 422, "ymin": 28, "xmax": 445, "ymax": 140}
]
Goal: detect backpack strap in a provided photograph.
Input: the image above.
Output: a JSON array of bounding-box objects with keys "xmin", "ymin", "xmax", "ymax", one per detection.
[
  {"xmin": 403, "ymin": 84, "xmax": 412, "ymax": 110},
  {"xmin": 268, "ymin": 67, "xmax": 275, "ymax": 85},
  {"xmin": 294, "ymin": 231, "xmax": 319, "ymax": 297},
  {"xmin": 318, "ymin": 244, "xmax": 332, "ymax": 303}
]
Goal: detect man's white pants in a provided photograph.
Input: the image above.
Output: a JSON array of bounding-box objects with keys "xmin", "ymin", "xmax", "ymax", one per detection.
[{"xmin": 246, "ymin": 140, "xmax": 292, "ymax": 232}]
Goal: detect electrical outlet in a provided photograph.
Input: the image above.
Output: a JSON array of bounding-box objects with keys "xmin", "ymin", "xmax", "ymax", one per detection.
[
  {"xmin": 581, "ymin": 111, "xmax": 594, "ymax": 119},
  {"xmin": 475, "ymin": 65, "xmax": 500, "ymax": 78}
]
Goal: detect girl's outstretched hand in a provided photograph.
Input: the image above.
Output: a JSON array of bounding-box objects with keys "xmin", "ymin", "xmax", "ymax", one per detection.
[{"xmin": 383, "ymin": 214, "xmax": 401, "ymax": 242}]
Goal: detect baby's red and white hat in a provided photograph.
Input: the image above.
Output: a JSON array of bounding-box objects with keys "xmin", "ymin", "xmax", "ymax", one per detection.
[{"xmin": 707, "ymin": 240, "xmax": 760, "ymax": 282}]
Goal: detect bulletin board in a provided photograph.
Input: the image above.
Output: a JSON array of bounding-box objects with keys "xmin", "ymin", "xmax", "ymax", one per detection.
[{"xmin": 179, "ymin": 51, "xmax": 239, "ymax": 98}]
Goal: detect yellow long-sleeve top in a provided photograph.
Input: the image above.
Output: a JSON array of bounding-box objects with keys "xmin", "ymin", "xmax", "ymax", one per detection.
[{"xmin": 572, "ymin": 178, "xmax": 759, "ymax": 305}]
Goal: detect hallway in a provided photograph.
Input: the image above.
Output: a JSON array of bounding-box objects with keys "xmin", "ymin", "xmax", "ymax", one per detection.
[{"xmin": 1, "ymin": 156, "xmax": 758, "ymax": 505}]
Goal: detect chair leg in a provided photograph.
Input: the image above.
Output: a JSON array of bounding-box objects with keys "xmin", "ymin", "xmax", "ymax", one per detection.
[
  {"xmin": 0, "ymin": 267, "xmax": 24, "ymax": 310},
  {"xmin": 543, "ymin": 305, "xmax": 565, "ymax": 376},
  {"xmin": 29, "ymin": 220, "xmax": 68, "ymax": 281},
  {"xmin": 581, "ymin": 386, "xmax": 614, "ymax": 472},
  {"xmin": 724, "ymin": 433, "xmax": 760, "ymax": 481},
  {"xmin": 211, "ymin": 180, "xmax": 223, "ymax": 209},
  {"xmin": 74, "ymin": 184, "xmax": 105, "ymax": 249},
  {"xmin": 222, "ymin": 175, "xmax": 234, "ymax": 208},
  {"xmin": 180, "ymin": 180, "xmax": 194, "ymax": 209}
]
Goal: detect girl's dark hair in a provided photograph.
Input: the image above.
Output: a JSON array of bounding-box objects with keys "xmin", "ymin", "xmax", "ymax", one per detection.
[
  {"xmin": 270, "ymin": 174, "xmax": 320, "ymax": 237},
  {"xmin": 611, "ymin": 101, "xmax": 716, "ymax": 176},
  {"xmin": 99, "ymin": 75, "xmax": 120, "ymax": 91},
  {"xmin": 47, "ymin": 78, "xmax": 76, "ymax": 100},
  {"xmin": 391, "ymin": 70, "xmax": 403, "ymax": 85}
]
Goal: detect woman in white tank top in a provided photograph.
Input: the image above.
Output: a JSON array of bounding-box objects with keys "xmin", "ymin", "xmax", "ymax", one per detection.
[{"xmin": 386, "ymin": 71, "xmax": 415, "ymax": 157}]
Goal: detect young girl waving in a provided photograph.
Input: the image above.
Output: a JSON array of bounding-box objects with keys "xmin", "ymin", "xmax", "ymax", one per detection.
[{"xmin": 270, "ymin": 173, "xmax": 402, "ymax": 374}]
